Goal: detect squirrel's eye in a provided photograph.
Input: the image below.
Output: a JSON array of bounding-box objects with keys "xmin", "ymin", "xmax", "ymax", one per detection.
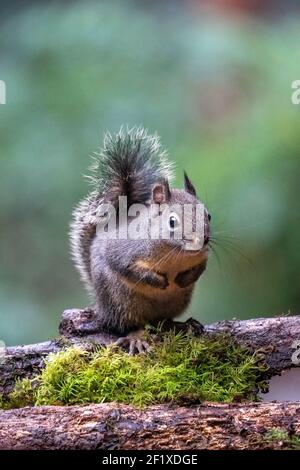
[
  {"xmin": 208, "ymin": 213, "xmax": 211, "ymax": 221},
  {"xmin": 168, "ymin": 213, "xmax": 180, "ymax": 231}
]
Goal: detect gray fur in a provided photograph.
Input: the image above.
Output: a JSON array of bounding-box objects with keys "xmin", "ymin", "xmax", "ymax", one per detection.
[{"xmin": 70, "ymin": 127, "xmax": 209, "ymax": 334}]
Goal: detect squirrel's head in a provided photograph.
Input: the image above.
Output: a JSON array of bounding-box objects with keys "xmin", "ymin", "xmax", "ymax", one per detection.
[
  {"xmin": 95, "ymin": 171, "xmax": 211, "ymax": 262},
  {"xmin": 149, "ymin": 172, "xmax": 211, "ymax": 257}
]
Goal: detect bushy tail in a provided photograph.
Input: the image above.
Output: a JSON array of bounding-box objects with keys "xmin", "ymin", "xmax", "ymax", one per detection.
[
  {"xmin": 88, "ymin": 126, "xmax": 174, "ymax": 206},
  {"xmin": 70, "ymin": 126, "xmax": 174, "ymax": 293}
]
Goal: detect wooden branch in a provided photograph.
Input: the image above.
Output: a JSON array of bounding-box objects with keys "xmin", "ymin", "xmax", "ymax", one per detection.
[
  {"xmin": 1, "ymin": 401, "xmax": 300, "ymax": 450},
  {"xmin": 1, "ymin": 309, "xmax": 299, "ymax": 397},
  {"xmin": 205, "ymin": 315, "xmax": 300, "ymax": 374},
  {"xmin": 0, "ymin": 309, "xmax": 115, "ymax": 397},
  {"xmin": 0, "ymin": 340, "xmax": 61, "ymax": 398},
  {"xmin": 59, "ymin": 310, "xmax": 300, "ymax": 374}
]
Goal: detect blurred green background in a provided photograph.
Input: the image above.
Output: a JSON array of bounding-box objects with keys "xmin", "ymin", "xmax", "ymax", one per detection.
[{"xmin": 0, "ymin": 0, "xmax": 299, "ymax": 346}]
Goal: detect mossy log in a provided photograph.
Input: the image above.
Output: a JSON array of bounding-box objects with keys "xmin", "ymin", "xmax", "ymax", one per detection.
[
  {"xmin": 1, "ymin": 310, "xmax": 300, "ymax": 450},
  {"xmin": 1, "ymin": 401, "xmax": 300, "ymax": 450},
  {"xmin": 1, "ymin": 309, "xmax": 299, "ymax": 397}
]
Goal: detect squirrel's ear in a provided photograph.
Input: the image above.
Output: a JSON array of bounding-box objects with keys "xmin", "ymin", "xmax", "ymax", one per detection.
[
  {"xmin": 184, "ymin": 171, "xmax": 197, "ymax": 196},
  {"xmin": 151, "ymin": 180, "xmax": 171, "ymax": 204}
]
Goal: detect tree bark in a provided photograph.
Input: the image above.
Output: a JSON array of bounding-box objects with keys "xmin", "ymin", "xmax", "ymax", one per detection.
[
  {"xmin": 0, "ymin": 401, "xmax": 300, "ymax": 450},
  {"xmin": 0, "ymin": 340, "xmax": 62, "ymax": 398}
]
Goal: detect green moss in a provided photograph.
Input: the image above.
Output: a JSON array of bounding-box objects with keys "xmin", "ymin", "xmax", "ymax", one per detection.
[
  {"xmin": 264, "ymin": 428, "xmax": 300, "ymax": 450},
  {"xmin": 0, "ymin": 378, "xmax": 35, "ymax": 409},
  {"xmin": 1, "ymin": 331, "xmax": 268, "ymax": 409}
]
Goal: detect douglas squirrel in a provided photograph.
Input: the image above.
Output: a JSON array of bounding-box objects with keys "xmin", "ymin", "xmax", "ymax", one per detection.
[{"xmin": 70, "ymin": 127, "xmax": 211, "ymax": 353}]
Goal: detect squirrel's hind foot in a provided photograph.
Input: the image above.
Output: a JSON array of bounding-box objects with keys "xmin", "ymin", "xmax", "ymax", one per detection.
[{"xmin": 115, "ymin": 330, "xmax": 151, "ymax": 355}]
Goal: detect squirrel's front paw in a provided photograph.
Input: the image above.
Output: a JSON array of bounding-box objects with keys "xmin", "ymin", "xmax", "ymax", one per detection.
[{"xmin": 114, "ymin": 330, "xmax": 151, "ymax": 355}]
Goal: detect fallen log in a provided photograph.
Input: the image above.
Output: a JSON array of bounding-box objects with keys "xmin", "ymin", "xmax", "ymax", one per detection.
[{"xmin": 0, "ymin": 401, "xmax": 300, "ymax": 450}]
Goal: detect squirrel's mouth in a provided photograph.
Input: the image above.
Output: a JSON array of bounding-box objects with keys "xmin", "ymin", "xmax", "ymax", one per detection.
[
  {"xmin": 182, "ymin": 240, "xmax": 209, "ymax": 255},
  {"xmin": 174, "ymin": 244, "xmax": 209, "ymax": 265},
  {"xmin": 182, "ymin": 247, "xmax": 209, "ymax": 261}
]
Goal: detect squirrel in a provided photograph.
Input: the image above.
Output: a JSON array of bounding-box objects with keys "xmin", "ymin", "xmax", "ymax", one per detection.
[{"xmin": 70, "ymin": 127, "xmax": 211, "ymax": 353}]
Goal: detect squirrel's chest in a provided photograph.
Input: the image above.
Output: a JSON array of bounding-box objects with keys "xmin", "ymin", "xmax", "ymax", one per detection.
[
  {"xmin": 157, "ymin": 253, "xmax": 206, "ymax": 283},
  {"xmin": 126, "ymin": 252, "xmax": 207, "ymax": 299}
]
